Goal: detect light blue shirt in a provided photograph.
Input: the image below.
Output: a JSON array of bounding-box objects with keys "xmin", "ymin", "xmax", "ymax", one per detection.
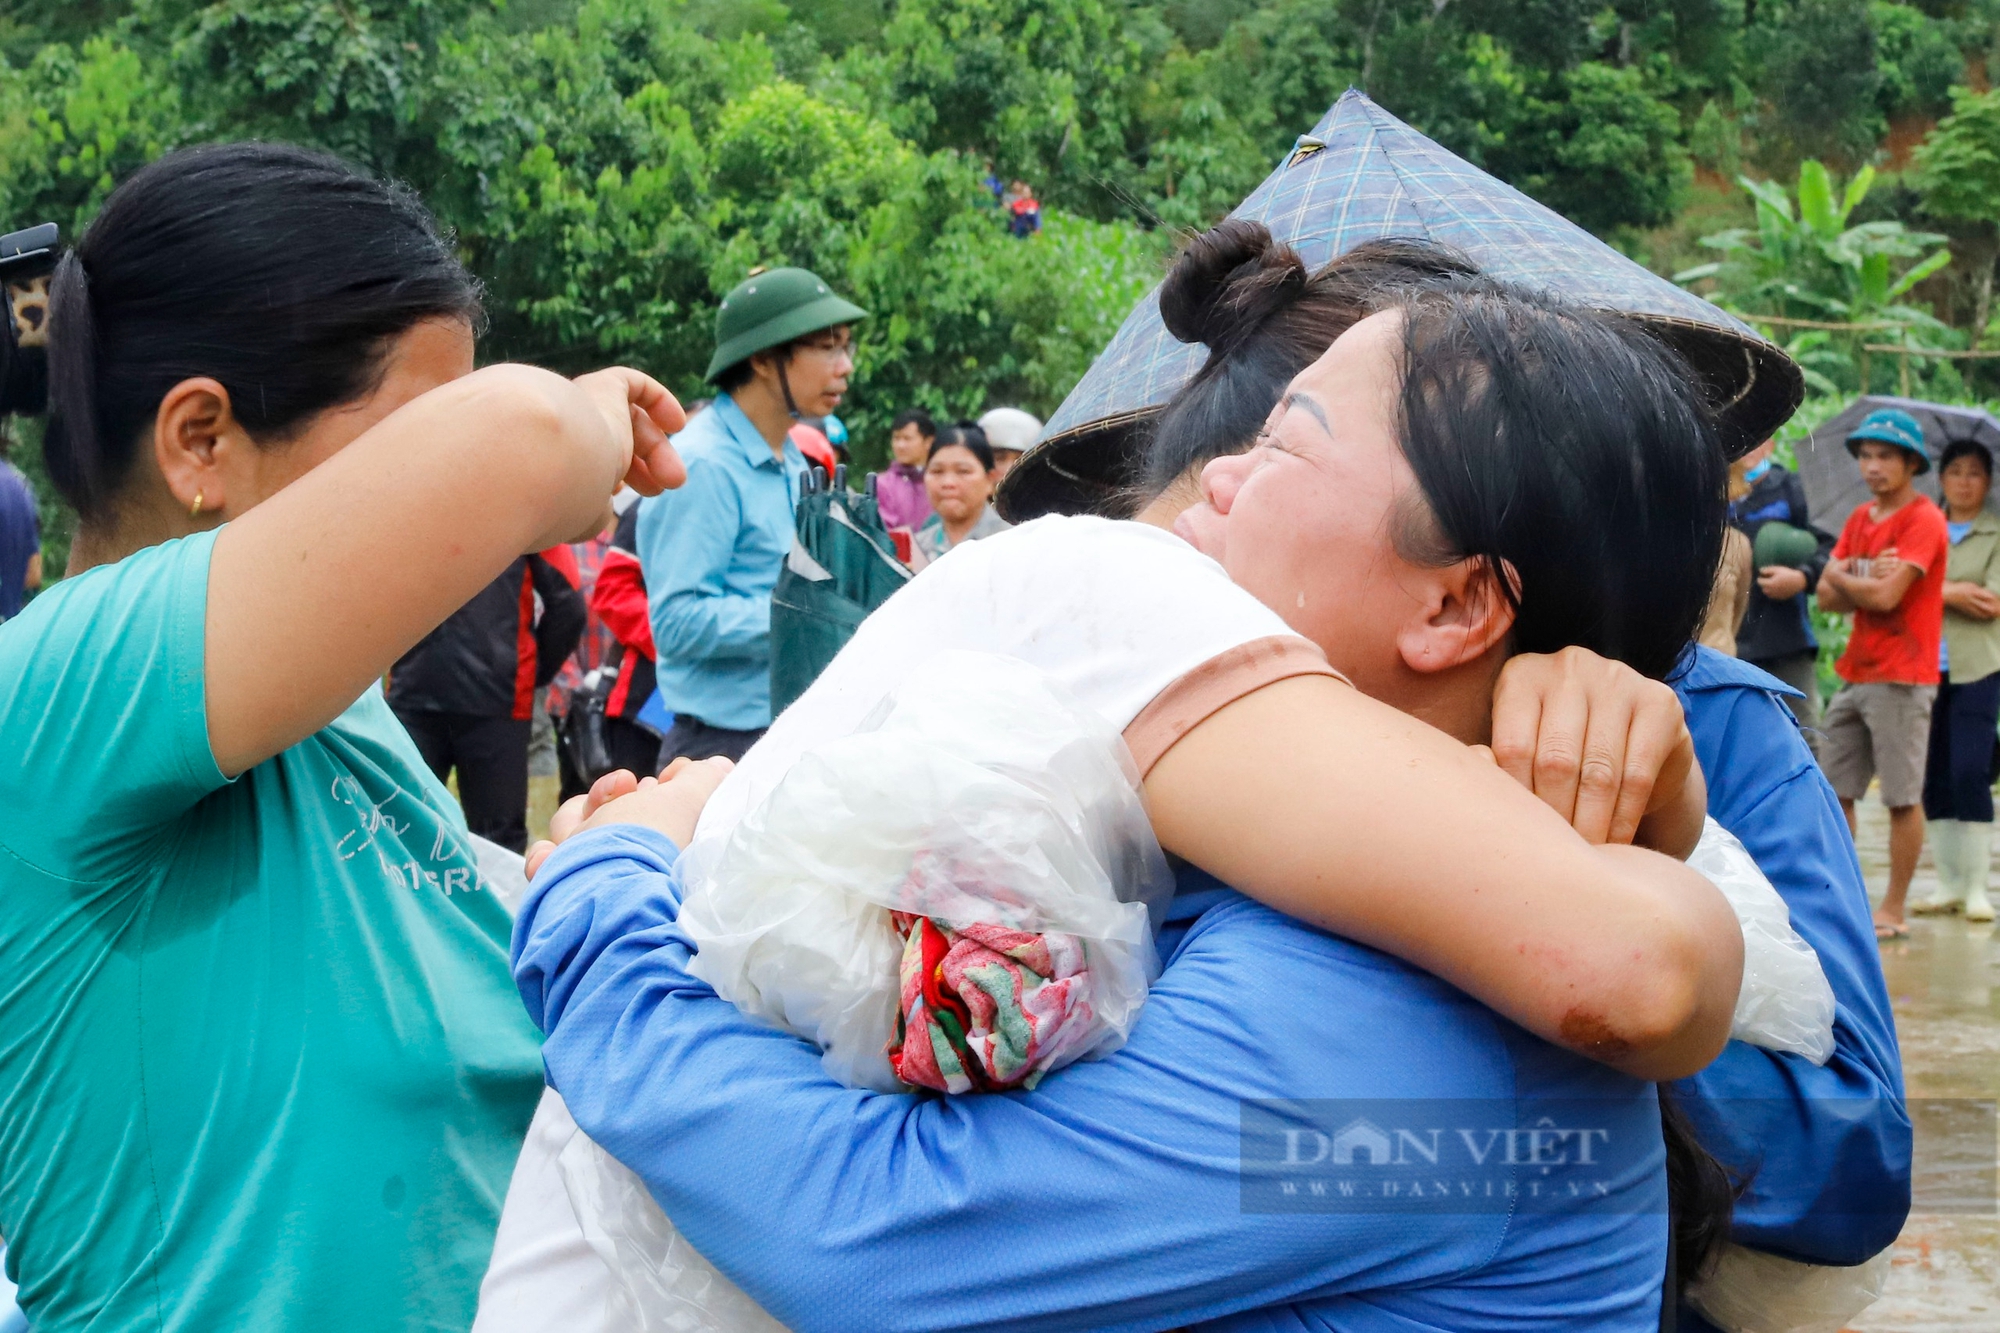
[
  {"xmin": 515, "ymin": 828, "xmax": 1670, "ymax": 1332},
  {"xmin": 635, "ymin": 395, "xmax": 808, "ymax": 730}
]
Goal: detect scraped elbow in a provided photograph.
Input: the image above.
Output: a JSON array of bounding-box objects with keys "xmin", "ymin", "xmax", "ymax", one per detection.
[{"xmin": 1571, "ymin": 851, "xmax": 1743, "ymax": 1081}]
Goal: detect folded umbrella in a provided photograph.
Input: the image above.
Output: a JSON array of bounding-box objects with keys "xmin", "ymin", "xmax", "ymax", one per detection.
[{"xmin": 769, "ymin": 468, "xmax": 912, "ymax": 715}]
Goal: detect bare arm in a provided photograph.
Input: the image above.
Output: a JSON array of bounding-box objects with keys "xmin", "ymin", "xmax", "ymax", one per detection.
[
  {"xmin": 1943, "ymin": 580, "xmax": 2000, "ymax": 620},
  {"xmin": 1145, "ymin": 675, "xmax": 1743, "ymax": 1081},
  {"xmin": 1818, "ymin": 558, "xmax": 1920, "ymax": 615},
  {"xmin": 205, "ymin": 364, "xmax": 683, "ymax": 776},
  {"xmin": 22, "ymin": 549, "xmax": 39, "ymax": 593}
]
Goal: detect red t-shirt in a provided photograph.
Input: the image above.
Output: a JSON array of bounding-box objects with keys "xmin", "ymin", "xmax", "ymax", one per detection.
[{"xmin": 1831, "ymin": 493, "xmax": 1949, "ymax": 685}]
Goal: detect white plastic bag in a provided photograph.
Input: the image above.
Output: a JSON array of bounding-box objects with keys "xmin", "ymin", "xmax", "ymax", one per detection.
[
  {"xmin": 1684, "ymin": 1241, "xmax": 1891, "ymax": 1333},
  {"xmin": 470, "ymin": 832, "xmax": 530, "ymax": 915},
  {"xmin": 558, "ymin": 1132, "xmax": 787, "ymax": 1333},
  {"xmin": 559, "ymin": 651, "xmax": 1173, "ymax": 1330},
  {"xmin": 1688, "ymin": 817, "xmax": 1837, "ymax": 1065},
  {"xmin": 678, "ymin": 650, "xmax": 1173, "ymax": 1091}
]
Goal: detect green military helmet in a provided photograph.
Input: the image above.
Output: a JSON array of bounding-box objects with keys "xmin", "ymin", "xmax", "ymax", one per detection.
[
  {"xmin": 1753, "ymin": 521, "xmax": 1821, "ymax": 571},
  {"xmin": 705, "ymin": 267, "xmax": 868, "ymax": 383}
]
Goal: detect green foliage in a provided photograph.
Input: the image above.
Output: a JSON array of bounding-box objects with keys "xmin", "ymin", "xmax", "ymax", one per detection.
[
  {"xmin": 1679, "ymin": 161, "xmax": 1951, "ymax": 318},
  {"xmin": 1484, "ymin": 58, "xmax": 1693, "ymax": 235},
  {"xmin": 1750, "ymin": 0, "xmax": 1885, "ymax": 169},
  {"xmin": 1870, "ymin": 0, "xmax": 1963, "ymax": 121},
  {"xmin": 1678, "ymin": 159, "xmax": 1954, "ymax": 391},
  {"xmin": 418, "ymin": 1, "xmax": 1167, "ymax": 465},
  {"xmin": 7, "ymin": 0, "xmax": 2000, "ymax": 535},
  {"xmin": 0, "ymin": 35, "xmax": 181, "ymax": 233},
  {"xmin": 1913, "ymin": 84, "xmax": 2000, "ymax": 226}
]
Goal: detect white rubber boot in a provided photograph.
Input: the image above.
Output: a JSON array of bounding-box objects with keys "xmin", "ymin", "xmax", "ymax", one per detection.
[
  {"xmin": 1915, "ymin": 819, "xmax": 1967, "ymax": 914},
  {"xmin": 1964, "ymin": 822, "xmax": 1995, "ymax": 922}
]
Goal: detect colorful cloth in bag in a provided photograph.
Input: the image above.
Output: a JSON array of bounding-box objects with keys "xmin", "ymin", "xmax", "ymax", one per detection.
[{"xmin": 887, "ymin": 912, "xmax": 1098, "ymax": 1093}]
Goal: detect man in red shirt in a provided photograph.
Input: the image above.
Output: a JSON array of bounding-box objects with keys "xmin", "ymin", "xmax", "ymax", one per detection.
[{"xmin": 1816, "ymin": 407, "xmax": 1949, "ymax": 937}]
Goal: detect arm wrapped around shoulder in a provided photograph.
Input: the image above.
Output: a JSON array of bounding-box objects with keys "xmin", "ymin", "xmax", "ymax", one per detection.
[
  {"xmin": 556, "ymin": 652, "xmax": 1175, "ymax": 1330},
  {"xmin": 677, "ymin": 649, "xmax": 1173, "ymax": 1091}
]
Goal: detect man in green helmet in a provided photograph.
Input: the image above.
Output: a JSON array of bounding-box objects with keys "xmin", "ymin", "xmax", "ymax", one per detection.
[{"xmin": 634, "ymin": 267, "xmax": 866, "ymax": 765}]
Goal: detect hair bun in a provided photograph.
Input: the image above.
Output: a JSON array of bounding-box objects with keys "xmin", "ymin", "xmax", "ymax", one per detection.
[{"xmin": 1158, "ymin": 219, "xmax": 1308, "ymax": 355}]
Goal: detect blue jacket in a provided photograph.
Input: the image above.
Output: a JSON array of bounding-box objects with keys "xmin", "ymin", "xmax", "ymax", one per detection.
[
  {"xmin": 516, "ymin": 829, "xmax": 1671, "ymax": 1333},
  {"xmin": 635, "ymin": 395, "xmax": 808, "ymax": 730},
  {"xmin": 1671, "ymin": 648, "xmax": 1910, "ymax": 1281}
]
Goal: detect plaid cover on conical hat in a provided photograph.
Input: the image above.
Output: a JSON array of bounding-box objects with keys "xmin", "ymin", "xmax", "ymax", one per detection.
[{"xmin": 999, "ymin": 89, "xmax": 1802, "ymax": 521}]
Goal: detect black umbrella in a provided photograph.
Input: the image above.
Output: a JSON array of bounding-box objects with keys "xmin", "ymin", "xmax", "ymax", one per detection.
[{"xmin": 1795, "ymin": 395, "xmax": 2000, "ymax": 529}]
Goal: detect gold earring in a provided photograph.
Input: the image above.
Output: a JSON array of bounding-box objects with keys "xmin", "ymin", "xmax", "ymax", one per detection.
[{"xmin": 190, "ymin": 490, "xmax": 204, "ymax": 518}]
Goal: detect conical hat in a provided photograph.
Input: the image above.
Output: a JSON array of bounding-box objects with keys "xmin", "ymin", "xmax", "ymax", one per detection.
[{"xmin": 999, "ymin": 90, "xmax": 1802, "ymax": 521}]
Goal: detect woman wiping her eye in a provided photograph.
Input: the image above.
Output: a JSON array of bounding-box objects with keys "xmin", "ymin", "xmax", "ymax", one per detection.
[{"xmin": 0, "ymin": 143, "xmax": 686, "ymax": 1332}]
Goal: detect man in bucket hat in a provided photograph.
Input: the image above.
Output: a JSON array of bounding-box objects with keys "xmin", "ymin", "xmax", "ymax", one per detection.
[
  {"xmin": 1817, "ymin": 406, "xmax": 1950, "ymax": 938},
  {"xmin": 634, "ymin": 267, "xmax": 866, "ymax": 766}
]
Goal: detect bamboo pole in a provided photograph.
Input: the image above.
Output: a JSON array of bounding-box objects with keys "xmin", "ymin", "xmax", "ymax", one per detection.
[
  {"xmin": 1858, "ymin": 344, "xmax": 2000, "ymax": 360},
  {"xmin": 1740, "ymin": 314, "xmax": 1905, "ymax": 331}
]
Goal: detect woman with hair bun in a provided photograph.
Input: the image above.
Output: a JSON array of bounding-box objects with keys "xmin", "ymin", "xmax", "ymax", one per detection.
[
  {"xmin": 0, "ymin": 143, "xmax": 685, "ymax": 1330},
  {"xmin": 482, "ymin": 221, "xmax": 1839, "ymax": 1328}
]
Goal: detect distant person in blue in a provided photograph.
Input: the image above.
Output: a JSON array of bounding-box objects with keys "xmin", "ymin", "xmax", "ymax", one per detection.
[
  {"xmin": 635, "ymin": 267, "xmax": 864, "ymax": 768},
  {"xmin": 512, "ymin": 240, "xmax": 1763, "ymax": 1329},
  {"xmin": 0, "ymin": 437, "xmax": 39, "ymax": 621}
]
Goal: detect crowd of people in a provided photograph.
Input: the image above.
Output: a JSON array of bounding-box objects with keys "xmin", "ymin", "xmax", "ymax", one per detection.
[
  {"xmin": 0, "ymin": 133, "xmax": 1912, "ymax": 1333},
  {"xmin": 1701, "ymin": 404, "xmax": 2000, "ymax": 935}
]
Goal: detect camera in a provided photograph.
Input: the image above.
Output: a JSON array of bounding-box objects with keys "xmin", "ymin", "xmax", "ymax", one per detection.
[{"xmin": 1, "ymin": 222, "xmax": 61, "ymax": 416}]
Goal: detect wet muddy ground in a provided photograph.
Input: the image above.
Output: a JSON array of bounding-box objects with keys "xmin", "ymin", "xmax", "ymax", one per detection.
[{"xmin": 1849, "ymin": 796, "xmax": 1998, "ymax": 1331}]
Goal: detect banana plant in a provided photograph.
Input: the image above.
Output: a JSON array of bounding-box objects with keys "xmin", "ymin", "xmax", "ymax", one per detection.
[{"xmin": 1675, "ymin": 160, "xmax": 1952, "ymax": 329}]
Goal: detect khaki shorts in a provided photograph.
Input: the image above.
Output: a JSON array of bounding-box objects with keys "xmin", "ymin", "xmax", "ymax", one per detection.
[{"xmin": 1820, "ymin": 681, "xmax": 1938, "ymax": 807}]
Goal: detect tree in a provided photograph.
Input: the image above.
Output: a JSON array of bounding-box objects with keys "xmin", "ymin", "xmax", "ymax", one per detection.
[
  {"xmin": 0, "ymin": 35, "xmax": 182, "ymax": 233},
  {"xmin": 1869, "ymin": 0, "xmax": 1962, "ymax": 123},
  {"xmin": 1914, "ymin": 85, "xmax": 2000, "ymax": 346},
  {"xmin": 1677, "ymin": 159, "xmax": 1954, "ymax": 391},
  {"xmin": 1751, "ymin": 0, "xmax": 1884, "ymax": 170},
  {"xmin": 423, "ymin": 0, "xmax": 1166, "ymax": 462}
]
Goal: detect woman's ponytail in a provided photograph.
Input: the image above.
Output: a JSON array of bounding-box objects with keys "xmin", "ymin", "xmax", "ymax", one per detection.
[
  {"xmin": 24, "ymin": 141, "xmax": 483, "ymax": 528},
  {"xmin": 42, "ymin": 251, "xmax": 107, "ymax": 519}
]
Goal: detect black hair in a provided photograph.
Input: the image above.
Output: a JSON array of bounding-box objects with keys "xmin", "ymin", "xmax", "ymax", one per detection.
[
  {"xmin": 28, "ymin": 141, "xmax": 483, "ymax": 523},
  {"xmin": 1146, "ymin": 220, "xmax": 1477, "ymax": 495},
  {"xmin": 1386, "ymin": 284, "xmax": 1727, "ymax": 682},
  {"xmin": 1660, "ymin": 1086, "xmax": 1743, "ymax": 1299},
  {"xmin": 892, "ymin": 407, "xmax": 937, "ymax": 438},
  {"xmin": 1940, "ymin": 438, "xmax": 1994, "ymax": 478},
  {"xmin": 713, "ymin": 358, "xmax": 755, "ymax": 393},
  {"xmin": 1145, "ymin": 218, "xmax": 1739, "ymax": 1293},
  {"xmin": 928, "ymin": 421, "xmax": 995, "ymax": 471}
]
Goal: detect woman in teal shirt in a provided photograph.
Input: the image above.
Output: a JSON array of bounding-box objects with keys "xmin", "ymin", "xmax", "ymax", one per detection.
[{"xmin": 0, "ymin": 144, "xmax": 684, "ymax": 1330}]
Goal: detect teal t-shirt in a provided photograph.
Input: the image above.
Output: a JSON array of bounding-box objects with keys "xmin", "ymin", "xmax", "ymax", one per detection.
[{"xmin": 0, "ymin": 531, "xmax": 544, "ymax": 1331}]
